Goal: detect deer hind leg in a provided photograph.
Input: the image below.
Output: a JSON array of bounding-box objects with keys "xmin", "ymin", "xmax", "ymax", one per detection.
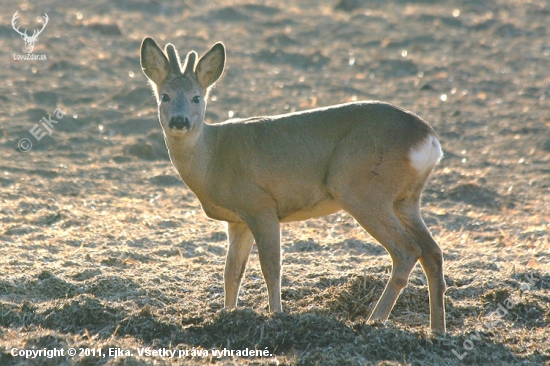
[
  {"xmin": 224, "ymin": 222, "xmax": 255, "ymax": 309},
  {"xmin": 393, "ymin": 189, "xmax": 446, "ymax": 333},
  {"xmin": 338, "ymin": 193, "xmax": 422, "ymax": 324}
]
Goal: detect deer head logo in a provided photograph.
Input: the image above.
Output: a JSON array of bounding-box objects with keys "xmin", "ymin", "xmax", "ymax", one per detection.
[{"xmin": 12, "ymin": 11, "xmax": 49, "ymax": 54}]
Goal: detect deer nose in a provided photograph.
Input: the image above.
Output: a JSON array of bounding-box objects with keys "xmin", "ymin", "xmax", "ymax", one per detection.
[{"xmin": 169, "ymin": 116, "xmax": 190, "ymax": 130}]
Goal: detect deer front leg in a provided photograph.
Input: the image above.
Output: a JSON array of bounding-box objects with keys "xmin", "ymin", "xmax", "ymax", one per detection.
[
  {"xmin": 243, "ymin": 210, "xmax": 282, "ymax": 313},
  {"xmin": 224, "ymin": 222, "xmax": 255, "ymax": 309}
]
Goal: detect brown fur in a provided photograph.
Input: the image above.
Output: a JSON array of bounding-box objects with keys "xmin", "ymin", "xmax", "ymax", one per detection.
[{"xmin": 140, "ymin": 37, "xmax": 446, "ymax": 333}]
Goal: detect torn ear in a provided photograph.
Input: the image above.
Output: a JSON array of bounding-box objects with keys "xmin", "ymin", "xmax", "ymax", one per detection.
[
  {"xmin": 140, "ymin": 37, "xmax": 170, "ymax": 85},
  {"xmin": 196, "ymin": 42, "xmax": 226, "ymax": 90}
]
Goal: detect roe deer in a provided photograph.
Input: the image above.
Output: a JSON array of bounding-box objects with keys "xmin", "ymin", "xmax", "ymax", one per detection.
[{"xmin": 140, "ymin": 37, "xmax": 446, "ymax": 333}]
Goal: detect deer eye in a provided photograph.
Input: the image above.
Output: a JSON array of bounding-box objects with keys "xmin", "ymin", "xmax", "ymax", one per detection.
[
  {"xmin": 192, "ymin": 96, "xmax": 201, "ymax": 104},
  {"xmin": 160, "ymin": 94, "xmax": 171, "ymax": 102}
]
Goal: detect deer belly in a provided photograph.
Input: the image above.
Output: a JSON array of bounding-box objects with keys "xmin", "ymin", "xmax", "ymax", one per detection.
[{"xmin": 280, "ymin": 199, "xmax": 341, "ymax": 222}]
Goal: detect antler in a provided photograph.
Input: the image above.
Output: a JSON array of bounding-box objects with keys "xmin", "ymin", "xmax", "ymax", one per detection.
[
  {"xmin": 34, "ymin": 13, "xmax": 48, "ymax": 37},
  {"xmin": 11, "ymin": 11, "xmax": 29, "ymax": 38},
  {"xmin": 11, "ymin": 12, "xmax": 48, "ymax": 40}
]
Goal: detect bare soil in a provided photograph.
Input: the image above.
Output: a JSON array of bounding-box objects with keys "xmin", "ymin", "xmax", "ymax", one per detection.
[{"xmin": 1, "ymin": 0, "xmax": 549, "ymax": 365}]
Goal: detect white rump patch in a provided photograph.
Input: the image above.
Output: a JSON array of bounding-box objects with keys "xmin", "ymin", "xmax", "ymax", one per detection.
[{"xmin": 408, "ymin": 134, "xmax": 442, "ymax": 174}]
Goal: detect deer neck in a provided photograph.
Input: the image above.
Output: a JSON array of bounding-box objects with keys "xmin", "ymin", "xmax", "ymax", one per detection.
[{"xmin": 163, "ymin": 123, "xmax": 213, "ymax": 198}]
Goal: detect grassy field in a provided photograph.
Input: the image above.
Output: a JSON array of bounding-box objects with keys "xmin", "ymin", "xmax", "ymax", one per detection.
[{"xmin": 0, "ymin": 0, "xmax": 549, "ymax": 365}]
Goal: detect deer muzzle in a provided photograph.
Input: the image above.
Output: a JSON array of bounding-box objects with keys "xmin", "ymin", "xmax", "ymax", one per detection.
[{"xmin": 169, "ymin": 116, "xmax": 191, "ymax": 130}]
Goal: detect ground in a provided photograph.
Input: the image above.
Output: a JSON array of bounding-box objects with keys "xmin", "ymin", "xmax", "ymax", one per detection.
[{"xmin": 0, "ymin": 0, "xmax": 549, "ymax": 365}]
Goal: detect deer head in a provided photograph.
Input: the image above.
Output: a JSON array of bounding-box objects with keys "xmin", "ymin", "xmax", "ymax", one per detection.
[
  {"xmin": 12, "ymin": 11, "xmax": 49, "ymax": 54},
  {"xmin": 140, "ymin": 38, "xmax": 225, "ymax": 140}
]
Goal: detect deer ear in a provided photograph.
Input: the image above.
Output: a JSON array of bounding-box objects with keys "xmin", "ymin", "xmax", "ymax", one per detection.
[
  {"xmin": 196, "ymin": 42, "xmax": 225, "ymax": 90},
  {"xmin": 140, "ymin": 37, "xmax": 170, "ymax": 85}
]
